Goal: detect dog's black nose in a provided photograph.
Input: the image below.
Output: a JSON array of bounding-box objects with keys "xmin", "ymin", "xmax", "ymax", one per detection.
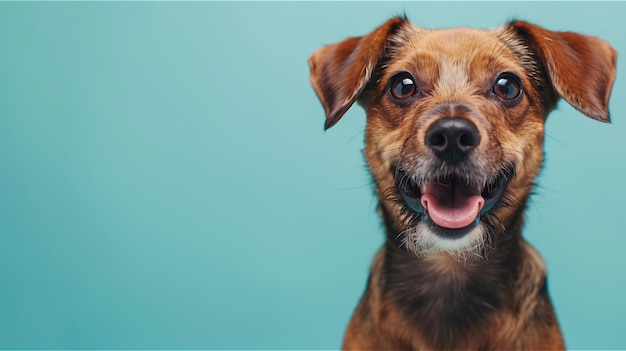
[{"xmin": 426, "ymin": 118, "xmax": 480, "ymax": 163}]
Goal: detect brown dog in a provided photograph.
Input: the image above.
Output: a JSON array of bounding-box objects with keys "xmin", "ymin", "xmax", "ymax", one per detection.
[{"xmin": 309, "ymin": 17, "xmax": 616, "ymax": 349}]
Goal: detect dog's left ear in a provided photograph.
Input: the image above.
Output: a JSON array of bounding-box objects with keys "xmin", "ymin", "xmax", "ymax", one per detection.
[
  {"xmin": 510, "ymin": 21, "xmax": 617, "ymax": 122},
  {"xmin": 309, "ymin": 17, "xmax": 408, "ymax": 130}
]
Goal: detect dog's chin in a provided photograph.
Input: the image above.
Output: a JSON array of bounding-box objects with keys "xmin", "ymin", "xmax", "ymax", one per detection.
[
  {"xmin": 395, "ymin": 166, "xmax": 511, "ymax": 256},
  {"xmin": 402, "ymin": 221, "xmax": 488, "ymax": 258}
]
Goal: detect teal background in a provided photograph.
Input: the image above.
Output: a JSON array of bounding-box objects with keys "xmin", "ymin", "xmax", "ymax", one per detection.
[{"xmin": 0, "ymin": 1, "xmax": 624, "ymax": 349}]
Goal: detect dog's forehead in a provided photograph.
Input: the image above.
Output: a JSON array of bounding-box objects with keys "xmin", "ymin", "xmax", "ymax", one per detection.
[
  {"xmin": 386, "ymin": 26, "xmax": 524, "ymax": 89},
  {"xmin": 406, "ymin": 27, "xmax": 506, "ymax": 56}
]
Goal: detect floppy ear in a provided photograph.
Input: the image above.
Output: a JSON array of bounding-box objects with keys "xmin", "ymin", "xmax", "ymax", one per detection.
[
  {"xmin": 308, "ymin": 17, "xmax": 408, "ymax": 130},
  {"xmin": 510, "ymin": 21, "xmax": 617, "ymax": 122}
]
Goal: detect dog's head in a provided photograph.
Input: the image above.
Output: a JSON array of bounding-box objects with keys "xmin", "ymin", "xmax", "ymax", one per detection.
[{"xmin": 309, "ymin": 17, "xmax": 616, "ymax": 257}]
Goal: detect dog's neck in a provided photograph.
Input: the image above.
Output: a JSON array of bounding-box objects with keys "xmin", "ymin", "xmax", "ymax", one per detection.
[{"xmin": 378, "ymin": 206, "xmax": 537, "ymax": 347}]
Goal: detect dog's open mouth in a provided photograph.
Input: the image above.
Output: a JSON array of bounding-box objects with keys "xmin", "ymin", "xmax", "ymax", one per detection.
[{"xmin": 396, "ymin": 168, "xmax": 509, "ymax": 231}]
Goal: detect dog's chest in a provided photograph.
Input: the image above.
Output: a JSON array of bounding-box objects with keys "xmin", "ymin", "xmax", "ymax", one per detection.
[{"xmin": 383, "ymin": 251, "xmax": 509, "ymax": 345}]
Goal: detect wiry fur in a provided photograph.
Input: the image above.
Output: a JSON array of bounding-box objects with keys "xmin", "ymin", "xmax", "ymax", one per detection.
[{"xmin": 309, "ymin": 16, "xmax": 616, "ymax": 350}]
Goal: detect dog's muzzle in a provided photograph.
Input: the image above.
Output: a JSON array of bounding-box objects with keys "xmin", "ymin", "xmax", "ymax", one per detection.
[{"xmin": 395, "ymin": 117, "xmax": 510, "ymax": 233}]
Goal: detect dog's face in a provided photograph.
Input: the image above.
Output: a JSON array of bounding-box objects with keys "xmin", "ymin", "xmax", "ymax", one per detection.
[{"xmin": 310, "ymin": 18, "xmax": 616, "ymax": 257}]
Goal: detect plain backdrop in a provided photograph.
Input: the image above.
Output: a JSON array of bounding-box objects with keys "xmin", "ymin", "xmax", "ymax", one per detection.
[{"xmin": 1, "ymin": 1, "xmax": 625, "ymax": 349}]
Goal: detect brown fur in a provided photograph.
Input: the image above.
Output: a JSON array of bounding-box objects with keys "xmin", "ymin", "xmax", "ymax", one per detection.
[{"xmin": 309, "ymin": 17, "xmax": 616, "ymax": 350}]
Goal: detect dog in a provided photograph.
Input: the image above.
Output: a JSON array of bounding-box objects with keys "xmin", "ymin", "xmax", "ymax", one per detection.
[{"xmin": 309, "ymin": 17, "xmax": 616, "ymax": 349}]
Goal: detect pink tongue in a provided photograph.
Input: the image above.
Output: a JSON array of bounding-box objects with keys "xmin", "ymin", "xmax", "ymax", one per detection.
[{"xmin": 421, "ymin": 181, "xmax": 485, "ymax": 229}]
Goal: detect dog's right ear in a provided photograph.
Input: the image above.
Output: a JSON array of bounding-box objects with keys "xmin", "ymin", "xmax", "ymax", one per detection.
[{"xmin": 309, "ymin": 17, "xmax": 408, "ymax": 130}]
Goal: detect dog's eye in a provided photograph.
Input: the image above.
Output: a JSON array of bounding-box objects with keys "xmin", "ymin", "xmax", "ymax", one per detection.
[
  {"xmin": 493, "ymin": 73, "xmax": 522, "ymax": 101},
  {"xmin": 389, "ymin": 73, "xmax": 417, "ymax": 100}
]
